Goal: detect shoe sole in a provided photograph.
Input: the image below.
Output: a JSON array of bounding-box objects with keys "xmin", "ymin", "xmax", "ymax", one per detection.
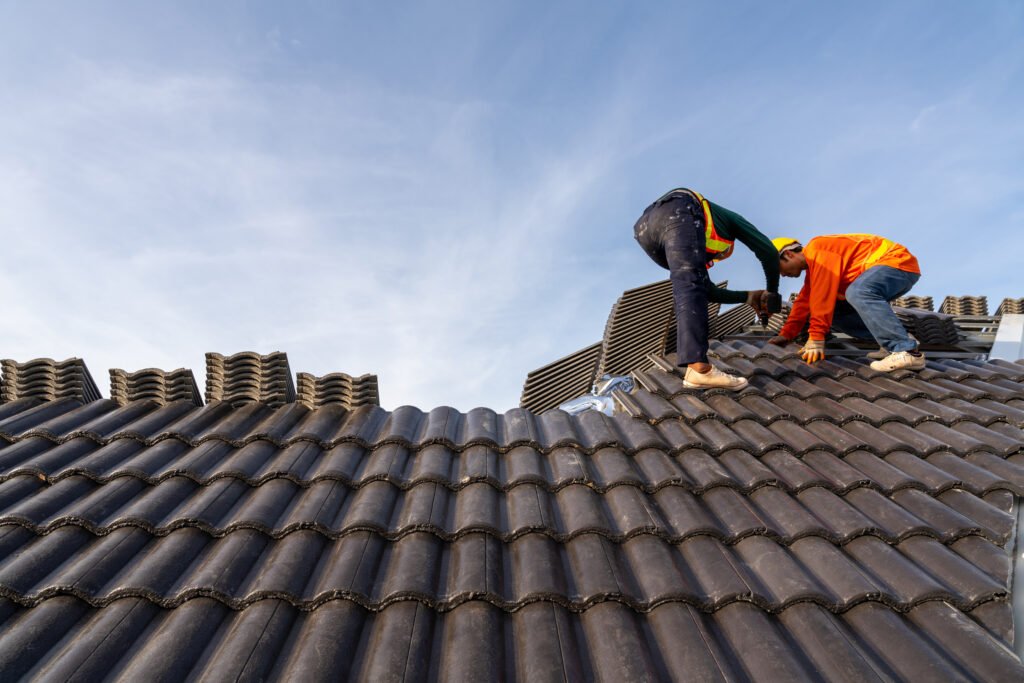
[
  {"xmin": 683, "ymin": 379, "xmax": 749, "ymax": 391},
  {"xmin": 870, "ymin": 360, "xmax": 926, "ymax": 372}
]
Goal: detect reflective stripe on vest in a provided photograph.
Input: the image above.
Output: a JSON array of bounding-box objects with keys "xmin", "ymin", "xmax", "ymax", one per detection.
[
  {"xmin": 690, "ymin": 190, "xmax": 736, "ymax": 269},
  {"xmin": 841, "ymin": 233, "xmax": 897, "ymax": 270}
]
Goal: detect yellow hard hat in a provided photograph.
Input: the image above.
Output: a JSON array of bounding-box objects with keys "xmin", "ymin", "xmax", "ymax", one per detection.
[{"xmin": 772, "ymin": 237, "xmax": 801, "ymax": 253}]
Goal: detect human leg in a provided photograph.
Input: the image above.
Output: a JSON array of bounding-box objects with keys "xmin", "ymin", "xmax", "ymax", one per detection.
[
  {"xmin": 658, "ymin": 200, "xmax": 711, "ymax": 366},
  {"xmin": 830, "ymin": 300, "xmax": 876, "ymax": 341},
  {"xmin": 844, "ymin": 266, "xmax": 920, "ymax": 353}
]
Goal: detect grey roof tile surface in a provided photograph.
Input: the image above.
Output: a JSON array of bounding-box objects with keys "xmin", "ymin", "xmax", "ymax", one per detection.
[
  {"xmin": 0, "ymin": 339, "xmax": 1023, "ymax": 680},
  {"xmin": 2, "ymin": 597, "xmax": 1021, "ymax": 682}
]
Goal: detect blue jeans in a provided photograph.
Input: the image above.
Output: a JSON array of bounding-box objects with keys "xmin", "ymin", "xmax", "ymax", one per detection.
[{"xmin": 831, "ymin": 266, "xmax": 920, "ymax": 352}]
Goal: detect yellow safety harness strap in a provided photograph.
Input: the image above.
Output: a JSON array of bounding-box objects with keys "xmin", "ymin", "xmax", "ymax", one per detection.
[{"xmin": 691, "ymin": 190, "xmax": 734, "ymax": 255}]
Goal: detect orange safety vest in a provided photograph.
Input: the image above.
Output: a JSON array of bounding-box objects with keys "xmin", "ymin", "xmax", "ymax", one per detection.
[{"xmin": 689, "ymin": 190, "xmax": 735, "ymax": 269}]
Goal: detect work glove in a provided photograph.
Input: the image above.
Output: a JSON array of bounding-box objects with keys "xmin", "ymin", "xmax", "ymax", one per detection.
[
  {"xmin": 767, "ymin": 335, "xmax": 794, "ymax": 346},
  {"xmin": 800, "ymin": 339, "xmax": 826, "ymax": 364}
]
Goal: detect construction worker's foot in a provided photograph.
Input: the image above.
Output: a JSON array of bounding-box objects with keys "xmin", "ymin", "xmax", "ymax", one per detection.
[
  {"xmin": 866, "ymin": 346, "xmax": 888, "ymax": 360},
  {"xmin": 869, "ymin": 350, "xmax": 926, "ymax": 372},
  {"xmin": 683, "ymin": 365, "xmax": 749, "ymax": 391}
]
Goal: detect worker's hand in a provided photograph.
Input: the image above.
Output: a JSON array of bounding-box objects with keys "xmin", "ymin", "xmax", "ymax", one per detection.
[
  {"xmin": 800, "ymin": 339, "xmax": 826, "ymax": 364},
  {"xmin": 745, "ymin": 289, "xmax": 769, "ymax": 315},
  {"xmin": 767, "ymin": 335, "xmax": 794, "ymax": 346}
]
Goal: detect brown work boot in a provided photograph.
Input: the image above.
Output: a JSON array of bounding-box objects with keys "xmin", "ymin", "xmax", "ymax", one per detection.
[{"xmin": 683, "ymin": 365, "xmax": 748, "ymax": 391}]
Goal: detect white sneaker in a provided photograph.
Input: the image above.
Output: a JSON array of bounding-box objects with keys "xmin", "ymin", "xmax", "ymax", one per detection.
[
  {"xmin": 683, "ymin": 366, "xmax": 749, "ymax": 391},
  {"xmin": 866, "ymin": 347, "xmax": 888, "ymax": 360},
  {"xmin": 869, "ymin": 351, "xmax": 926, "ymax": 372}
]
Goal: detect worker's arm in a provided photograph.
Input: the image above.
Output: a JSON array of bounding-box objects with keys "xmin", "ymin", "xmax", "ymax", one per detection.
[
  {"xmin": 707, "ymin": 201, "xmax": 781, "ymax": 293},
  {"xmin": 803, "ymin": 251, "xmax": 843, "ymax": 340},
  {"xmin": 706, "ymin": 282, "xmax": 747, "ymax": 304},
  {"xmin": 778, "ymin": 282, "xmax": 811, "ymax": 339}
]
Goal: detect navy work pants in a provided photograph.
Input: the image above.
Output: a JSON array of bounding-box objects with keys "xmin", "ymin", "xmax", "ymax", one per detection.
[{"xmin": 633, "ymin": 193, "xmax": 711, "ymax": 365}]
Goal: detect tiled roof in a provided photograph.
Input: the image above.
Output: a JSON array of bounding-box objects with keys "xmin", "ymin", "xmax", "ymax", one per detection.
[
  {"xmin": 894, "ymin": 307, "xmax": 961, "ymax": 347},
  {"xmin": 524, "ymin": 280, "xmax": 731, "ymax": 412},
  {"xmin": 1, "ymin": 341, "xmax": 1023, "ymax": 680}
]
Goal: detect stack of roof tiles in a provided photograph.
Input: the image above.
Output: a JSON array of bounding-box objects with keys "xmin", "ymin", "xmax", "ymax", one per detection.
[
  {"xmin": 520, "ymin": 342, "xmax": 602, "ymax": 413},
  {"xmin": 894, "ymin": 307, "xmax": 963, "ymax": 347},
  {"xmin": 1, "ymin": 342, "xmax": 1023, "ymax": 680},
  {"xmin": 205, "ymin": 351, "xmax": 296, "ymax": 407},
  {"xmin": 892, "ymin": 295, "xmax": 935, "ymax": 311},
  {"xmin": 998, "ymin": 298, "xmax": 1024, "ymax": 316},
  {"xmin": 708, "ymin": 304, "xmax": 757, "ymax": 338},
  {"xmin": 599, "ymin": 279, "xmax": 680, "ymax": 377},
  {"xmin": 0, "ymin": 358, "xmax": 102, "ymax": 404},
  {"xmin": 940, "ymin": 296, "xmax": 989, "ymax": 317},
  {"xmin": 296, "ymin": 371, "xmax": 380, "ymax": 410},
  {"xmin": 109, "ymin": 367, "xmax": 202, "ymax": 406},
  {"xmin": 522, "ymin": 281, "xmax": 737, "ymax": 412}
]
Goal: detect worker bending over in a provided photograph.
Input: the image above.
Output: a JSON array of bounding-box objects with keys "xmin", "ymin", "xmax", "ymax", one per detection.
[
  {"xmin": 634, "ymin": 188, "xmax": 779, "ymax": 390},
  {"xmin": 768, "ymin": 234, "xmax": 924, "ymax": 371}
]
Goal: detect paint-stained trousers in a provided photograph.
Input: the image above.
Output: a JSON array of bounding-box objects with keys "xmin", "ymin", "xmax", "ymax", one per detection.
[{"xmin": 634, "ymin": 192, "xmax": 712, "ymax": 365}]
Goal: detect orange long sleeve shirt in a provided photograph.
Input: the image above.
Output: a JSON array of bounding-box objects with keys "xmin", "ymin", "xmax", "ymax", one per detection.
[{"xmin": 779, "ymin": 234, "xmax": 920, "ymax": 341}]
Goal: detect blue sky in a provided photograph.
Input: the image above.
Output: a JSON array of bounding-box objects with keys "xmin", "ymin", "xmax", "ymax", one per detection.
[{"xmin": 2, "ymin": 1, "xmax": 1022, "ymax": 410}]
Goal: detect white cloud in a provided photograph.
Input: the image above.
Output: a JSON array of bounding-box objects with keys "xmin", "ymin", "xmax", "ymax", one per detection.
[{"xmin": 0, "ymin": 60, "xmax": 632, "ymax": 410}]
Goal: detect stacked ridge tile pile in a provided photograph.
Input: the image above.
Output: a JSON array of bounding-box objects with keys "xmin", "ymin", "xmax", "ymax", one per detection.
[
  {"xmin": 296, "ymin": 371, "xmax": 380, "ymax": 410},
  {"xmin": 997, "ymin": 298, "xmax": 1024, "ymax": 316},
  {"xmin": 893, "ymin": 295, "xmax": 935, "ymax": 311},
  {"xmin": 940, "ymin": 296, "xmax": 989, "ymax": 316},
  {"xmin": 1, "ymin": 343, "xmax": 1023, "ymax": 680},
  {"xmin": 0, "ymin": 358, "xmax": 101, "ymax": 403},
  {"xmin": 205, "ymin": 351, "xmax": 296, "ymax": 407},
  {"xmin": 893, "ymin": 307, "xmax": 962, "ymax": 347},
  {"xmin": 109, "ymin": 367, "xmax": 203, "ymax": 407}
]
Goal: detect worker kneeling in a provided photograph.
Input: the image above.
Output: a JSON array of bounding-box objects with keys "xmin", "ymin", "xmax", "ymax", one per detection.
[{"xmin": 768, "ymin": 234, "xmax": 925, "ymax": 371}]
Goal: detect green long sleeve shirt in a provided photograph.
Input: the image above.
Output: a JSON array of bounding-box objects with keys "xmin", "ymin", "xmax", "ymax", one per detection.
[{"xmin": 705, "ymin": 200, "xmax": 781, "ymax": 304}]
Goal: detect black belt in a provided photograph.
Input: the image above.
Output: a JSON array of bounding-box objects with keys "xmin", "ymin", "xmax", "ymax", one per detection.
[{"xmin": 650, "ymin": 187, "xmax": 700, "ymax": 210}]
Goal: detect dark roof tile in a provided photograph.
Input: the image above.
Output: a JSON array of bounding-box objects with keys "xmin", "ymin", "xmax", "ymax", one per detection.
[
  {"xmin": 883, "ymin": 451, "xmax": 963, "ymax": 494},
  {"xmin": 765, "ymin": 421, "xmax": 832, "ymax": 453},
  {"xmin": 3, "ymin": 327, "xmax": 1024, "ymax": 679}
]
